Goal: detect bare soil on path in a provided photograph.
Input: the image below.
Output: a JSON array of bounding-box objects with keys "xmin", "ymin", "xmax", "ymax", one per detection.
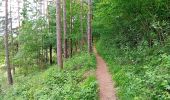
[{"xmin": 94, "ymin": 48, "xmax": 117, "ymax": 100}]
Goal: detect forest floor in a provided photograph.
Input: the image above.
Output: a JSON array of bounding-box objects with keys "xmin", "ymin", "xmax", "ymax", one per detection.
[{"xmin": 94, "ymin": 47, "xmax": 117, "ymax": 100}]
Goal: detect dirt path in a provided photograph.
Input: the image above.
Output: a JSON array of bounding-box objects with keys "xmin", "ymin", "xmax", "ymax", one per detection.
[{"xmin": 94, "ymin": 48, "xmax": 116, "ymax": 100}]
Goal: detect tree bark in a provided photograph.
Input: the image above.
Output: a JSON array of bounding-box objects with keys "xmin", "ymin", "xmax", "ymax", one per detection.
[
  {"xmin": 10, "ymin": 0, "xmax": 15, "ymax": 75},
  {"xmin": 45, "ymin": 48, "xmax": 48, "ymax": 62},
  {"xmin": 80, "ymin": 0, "xmax": 83, "ymax": 50},
  {"xmin": 49, "ymin": 44, "xmax": 52, "ymax": 65},
  {"xmin": 87, "ymin": 0, "xmax": 92, "ymax": 53},
  {"xmin": 5, "ymin": 0, "xmax": 13, "ymax": 85},
  {"xmin": 70, "ymin": 0, "xmax": 73, "ymax": 57},
  {"xmin": 56, "ymin": 0, "xmax": 63, "ymax": 68},
  {"xmin": 63, "ymin": 0, "xmax": 68, "ymax": 58}
]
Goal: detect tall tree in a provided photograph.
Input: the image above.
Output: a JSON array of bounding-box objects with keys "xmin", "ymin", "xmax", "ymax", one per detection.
[
  {"xmin": 47, "ymin": 1, "xmax": 53, "ymax": 65},
  {"xmin": 63, "ymin": 0, "xmax": 68, "ymax": 58},
  {"xmin": 10, "ymin": 0, "xmax": 15, "ymax": 74},
  {"xmin": 80, "ymin": 0, "xmax": 83, "ymax": 50},
  {"xmin": 69, "ymin": 0, "xmax": 73, "ymax": 57},
  {"xmin": 87, "ymin": 0, "xmax": 92, "ymax": 53},
  {"xmin": 56, "ymin": 0, "xmax": 63, "ymax": 68},
  {"xmin": 4, "ymin": 0, "xmax": 13, "ymax": 85}
]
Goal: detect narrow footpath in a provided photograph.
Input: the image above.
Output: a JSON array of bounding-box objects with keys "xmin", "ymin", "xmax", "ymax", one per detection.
[{"xmin": 94, "ymin": 48, "xmax": 117, "ymax": 100}]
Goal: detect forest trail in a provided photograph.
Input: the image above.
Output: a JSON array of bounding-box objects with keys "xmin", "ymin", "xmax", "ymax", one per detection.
[{"xmin": 94, "ymin": 47, "xmax": 117, "ymax": 100}]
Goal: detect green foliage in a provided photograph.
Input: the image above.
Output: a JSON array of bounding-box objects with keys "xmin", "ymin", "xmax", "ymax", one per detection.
[
  {"xmin": 94, "ymin": 0, "xmax": 170, "ymax": 99},
  {"xmin": 96, "ymin": 35, "xmax": 170, "ymax": 100},
  {"xmin": 64, "ymin": 52, "xmax": 96, "ymax": 70},
  {"xmin": 14, "ymin": 18, "xmax": 49, "ymax": 73},
  {"xmin": 79, "ymin": 76, "xmax": 98, "ymax": 100},
  {"xmin": 1, "ymin": 52, "xmax": 98, "ymax": 100},
  {"xmin": 94, "ymin": 0, "xmax": 170, "ymax": 48},
  {"xmin": 0, "ymin": 37, "xmax": 4, "ymax": 65},
  {"xmin": 13, "ymin": 0, "xmax": 89, "ymax": 72}
]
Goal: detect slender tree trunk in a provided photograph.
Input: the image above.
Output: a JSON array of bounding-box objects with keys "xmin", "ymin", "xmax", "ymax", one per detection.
[
  {"xmin": 80, "ymin": 0, "xmax": 83, "ymax": 50},
  {"xmin": 5, "ymin": 0, "xmax": 13, "ymax": 85},
  {"xmin": 69, "ymin": 0, "xmax": 73, "ymax": 57},
  {"xmin": 49, "ymin": 44, "xmax": 52, "ymax": 65},
  {"xmin": 17, "ymin": 0, "xmax": 21, "ymax": 68},
  {"xmin": 45, "ymin": 49, "xmax": 48, "ymax": 62},
  {"xmin": 17, "ymin": 0, "xmax": 20, "ymax": 54},
  {"xmin": 70, "ymin": 0, "xmax": 73, "ymax": 57},
  {"xmin": 47, "ymin": 1, "xmax": 52, "ymax": 65},
  {"xmin": 63, "ymin": 0, "xmax": 68, "ymax": 58},
  {"xmin": 10, "ymin": 0, "xmax": 15, "ymax": 75},
  {"xmin": 87, "ymin": 0, "xmax": 92, "ymax": 53},
  {"xmin": 56, "ymin": 0, "xmax": 63, "ymax": 68},
  {"xmin": 40, "ymin": 0, "xmax": 44, "ymax": 63}
]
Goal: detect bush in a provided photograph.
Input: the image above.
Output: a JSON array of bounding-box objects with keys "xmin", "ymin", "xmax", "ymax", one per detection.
[
  {"xmin": 97, "ymin": 35, "xmax": 170, "ymax": 100},
  {"xmin": 1, "ymin": 52, "xmax": 98, "ymax": 100}
]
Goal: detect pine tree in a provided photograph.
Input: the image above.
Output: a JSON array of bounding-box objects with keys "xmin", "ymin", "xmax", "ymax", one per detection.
[
  {"xmin": 4, "ymin": 0, "xmax": 13, "ymax": 85},
  {"xmin": 56, "ymin": 0, "xmax": 63, "ymax": 68},
  {"xmin": 87, "ymin": 0, "xmax": 92, "ymax": 53}
]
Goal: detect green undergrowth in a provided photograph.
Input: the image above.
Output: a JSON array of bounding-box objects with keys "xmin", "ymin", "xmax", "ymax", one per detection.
[
  {"xmin": 96, "ymin": 35, "xmax": 170, "ymax": 100},
  {"xmin": 0, "ymin": 52, "xmax": 98, "ymax": 100}
]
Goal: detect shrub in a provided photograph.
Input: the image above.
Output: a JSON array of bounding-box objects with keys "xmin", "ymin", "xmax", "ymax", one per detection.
[
  {"xmin": 97, "ymin": 34, "xmax": 170, "ymax": 100},
  {"xmin": 1, "ymin": 52, "xmax": 98, "ymax": 100}
]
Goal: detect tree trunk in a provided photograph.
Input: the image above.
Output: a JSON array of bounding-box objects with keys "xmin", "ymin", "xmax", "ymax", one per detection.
[
  {"xmin": 70, "ymin": 0, "xmax": 73, "ymax": 57},
  {"xmin": 45, "ymin": 48, "xmax": 48, "ymax": 63},
  {"xmin": 10, "ymin": 0, "xmax": 15, "ymax": 75},
  {"xmin": 5, "ymin": 0, "xmax": 13, "ymax": 85},
  {"xmin": 49, "ymin": 44, "xmax": 52, "ymax": 65},
  {"xmin": 80, "ymin": 0, "xmax": 83, "ymax": 50},
  {"xmin": 56, "ymin": 0, "xmax": 63, "ymax": 68},
  {"xmin": 87, "ymin": 0, "xmax": 92, "ymax": 53},
  {"xmin": 16, "ymin": 0, "xmax": 20, "ymax": 68},
  {"xmin": 63, "ymin": 0, "xmax": 68, "ymax": 58}
]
